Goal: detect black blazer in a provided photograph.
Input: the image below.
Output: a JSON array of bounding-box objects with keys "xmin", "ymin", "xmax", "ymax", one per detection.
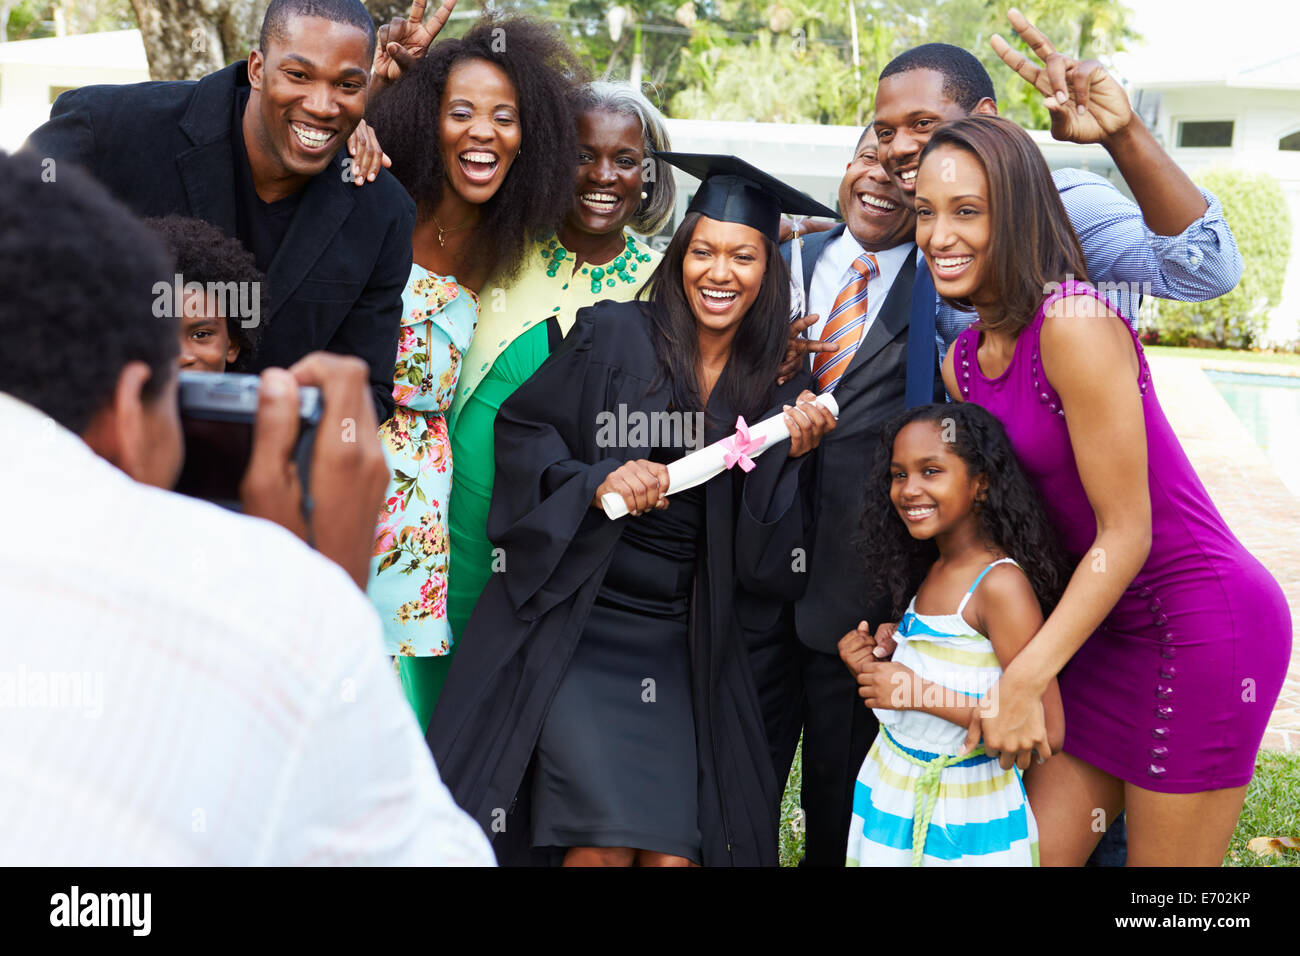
[
  {"xmin": 26, "ymin": 62, "xmax": 416, "ymax": 420},
  {"xmin": 781, "ymin": 225, "xmax": 944, "ymax": 652}
]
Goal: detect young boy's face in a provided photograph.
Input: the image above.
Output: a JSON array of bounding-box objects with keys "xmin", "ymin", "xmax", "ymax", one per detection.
[{"xmin": 177, "ymin": 289, "xmax": 239, "ymax": 373}]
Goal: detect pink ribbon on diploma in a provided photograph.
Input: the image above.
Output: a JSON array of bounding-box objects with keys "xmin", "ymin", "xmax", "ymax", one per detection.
[{"xmin": 721, "ymin": 416, "xmax": 763, "ymax": 473}]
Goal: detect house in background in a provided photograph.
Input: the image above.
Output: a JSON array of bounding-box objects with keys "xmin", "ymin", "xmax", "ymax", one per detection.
[
  {"xmin": 0, "ymin": 29, "xmax": 148, "ymax": 153},
  {"xmin": 1125, "ymin": 50, "xmax": 1300, "ymax": 346}
]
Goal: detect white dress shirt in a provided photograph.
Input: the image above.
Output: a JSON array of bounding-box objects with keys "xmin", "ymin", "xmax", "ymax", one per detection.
[
  {"xmin": 805, "ymin": 230, "xmax": 914, "ymax": 344},
  {"xmin": 0, "ymin": 392, "xmax": 495, "ymax": 866}
]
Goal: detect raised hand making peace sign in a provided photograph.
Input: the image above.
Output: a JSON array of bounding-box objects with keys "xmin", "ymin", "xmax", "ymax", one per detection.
[
  {"xmin": 371, "ymin": 0, "xmax": 459, "ymax": 93},
  {"xmin": 991, "ymin": 7, "xmax": 1135, "ymax": 145}
]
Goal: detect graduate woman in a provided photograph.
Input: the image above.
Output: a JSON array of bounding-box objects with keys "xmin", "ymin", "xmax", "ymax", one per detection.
[{"xmin": 427, "ymin": 155, "xmax": 838, "ymax": 866}]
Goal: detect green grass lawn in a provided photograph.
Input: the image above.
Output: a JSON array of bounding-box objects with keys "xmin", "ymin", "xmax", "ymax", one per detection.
[
  {"xmin": 1225, "ymin": 750, "xmax": 1300, "ymax": 867},
  {"xmin": 778, "ymin": 744, "xmax": 1299, "ymax": 867},
  {"xmin": 1144, "ymin": 345, "xmax": 1300, "ymax": 367}
]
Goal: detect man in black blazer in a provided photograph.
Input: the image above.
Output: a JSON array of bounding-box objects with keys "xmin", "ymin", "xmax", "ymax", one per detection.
[
  {"xmin": 25, "ymin": 0, "xmax": 414, "ymax": 420},
  {"xmin": 753, "ymin": 127, "xmax": 943, "ymax": 865}
]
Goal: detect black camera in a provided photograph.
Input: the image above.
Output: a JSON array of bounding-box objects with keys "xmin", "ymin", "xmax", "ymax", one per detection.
[{"xmin": 174, "ymin": 371, "xmax": 322, "ymax": 513}]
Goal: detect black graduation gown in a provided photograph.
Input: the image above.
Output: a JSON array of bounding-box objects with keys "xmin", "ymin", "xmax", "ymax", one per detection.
[{"xmin": 426, "ymin": 299, "xmax": 816, "ymax": 866}]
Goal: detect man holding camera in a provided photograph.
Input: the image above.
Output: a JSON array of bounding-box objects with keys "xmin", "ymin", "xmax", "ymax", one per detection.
[{"xmin": 0, "ymin": 148, "xmax": 491, "ymax": 865}]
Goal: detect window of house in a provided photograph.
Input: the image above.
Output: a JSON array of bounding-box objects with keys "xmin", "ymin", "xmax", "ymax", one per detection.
[
  {"xmin": 1177, "ymin": 120, "xmax": 1234, "ymax": 148},
  {"xmin": 1281, "ymin": 130, "xmax": 1300, "ymax": 151}
]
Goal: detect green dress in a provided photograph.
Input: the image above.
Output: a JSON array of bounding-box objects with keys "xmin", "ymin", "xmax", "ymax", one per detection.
[{"xmin": 445, "ymin": 231, "xmax": 662, "ymax": 646}]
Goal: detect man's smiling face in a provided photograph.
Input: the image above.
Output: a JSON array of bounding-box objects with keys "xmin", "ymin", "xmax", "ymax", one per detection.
[
  {"xmin": 247, "ymin": 15, "xmax": 372, "ymax": 182},
  {"xmin": 838, "ymin": 125, "xmax": 916, "ymax": 251},
  {"xmin": 873, "ymin": 68, "xmax": 978, "ymax": 208}
]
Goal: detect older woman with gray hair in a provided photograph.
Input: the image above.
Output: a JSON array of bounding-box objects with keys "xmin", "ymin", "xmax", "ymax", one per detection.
[{"xmin": 441, "ymin": 82, "xmax": 677, "ymax": 672}]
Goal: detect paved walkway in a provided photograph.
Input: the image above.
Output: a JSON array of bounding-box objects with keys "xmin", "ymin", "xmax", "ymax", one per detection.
[{"xmin": 1148, "ymin": 355, "xmax": 1300, "ymax": 752}]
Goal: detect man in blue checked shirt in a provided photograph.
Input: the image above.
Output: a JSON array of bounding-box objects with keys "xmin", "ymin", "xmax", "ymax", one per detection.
[{"xmin": 873, "ymin": 14, "xmax": 1241, "ymax": 358}]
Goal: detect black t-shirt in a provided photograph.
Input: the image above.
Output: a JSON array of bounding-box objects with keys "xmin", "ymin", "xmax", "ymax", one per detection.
[{"xmin": 231, "ymin": 87, "xmax": 302, "ymax": 275}]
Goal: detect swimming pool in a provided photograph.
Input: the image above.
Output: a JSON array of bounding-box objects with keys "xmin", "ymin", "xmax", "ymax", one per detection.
[{"xmin": 1205, "ymin": 369, "xmax": 1300, "ymax": 498}]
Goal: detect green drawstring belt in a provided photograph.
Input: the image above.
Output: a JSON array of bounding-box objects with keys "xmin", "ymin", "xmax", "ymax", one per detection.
[{"xmin": 879, "ymin": 726, "xmax": 988, "ymax": 867}]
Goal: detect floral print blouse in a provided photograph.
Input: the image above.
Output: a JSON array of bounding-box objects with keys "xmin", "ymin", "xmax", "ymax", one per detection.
[{"xmin": 366, "ymin": 266, "xmax": 478, "ymax": 656}]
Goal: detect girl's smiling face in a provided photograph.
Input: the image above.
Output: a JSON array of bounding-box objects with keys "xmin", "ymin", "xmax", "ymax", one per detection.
[
  {"xmin": 177, "ymin": 290, "xmax": 238, "ymax": 373},
  {"xmin": 914, "ymin": 143, "xmax": 992, "ymax": 306},
  {"xmin": 889, "ymin": 419, "xmax": 985, "ymax": 540}
]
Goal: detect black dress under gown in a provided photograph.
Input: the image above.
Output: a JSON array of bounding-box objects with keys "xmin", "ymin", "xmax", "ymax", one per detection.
[{"xmin": 531, "ymin": 445, "xmax": 704, "ymax": 860}]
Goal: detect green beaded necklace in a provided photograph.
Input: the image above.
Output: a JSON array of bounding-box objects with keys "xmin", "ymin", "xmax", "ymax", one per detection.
[{"xmin": 540, "ymin": 233, "xmax": 655, "ymax": 294}]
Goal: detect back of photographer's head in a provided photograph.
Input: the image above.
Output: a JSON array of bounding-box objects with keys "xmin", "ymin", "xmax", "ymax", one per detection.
[{"xmin": 0, "ymin": 150, "xmax": 184, "ymax": 489}]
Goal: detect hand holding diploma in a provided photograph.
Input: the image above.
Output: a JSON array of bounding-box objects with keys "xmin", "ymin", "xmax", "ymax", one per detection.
[{"xmin": 599, "ymin": 390, "xmax": 838, "ymax": 520}]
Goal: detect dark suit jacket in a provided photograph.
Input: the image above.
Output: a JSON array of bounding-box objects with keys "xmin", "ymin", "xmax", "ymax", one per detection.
[
  {"xmin": 27, "ymin": 62, "xmax": 415, "ymax": 420},
  {"xmin": 782, "ymin": 224, "xmax": 944, "ymax": 653}
]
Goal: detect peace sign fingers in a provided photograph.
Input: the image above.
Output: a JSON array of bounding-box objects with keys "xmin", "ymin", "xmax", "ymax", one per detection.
[
  {"xmin": 415, "ymin": 0, "xmax": 459, "ymax": 36},
  {"xmin": 405, "ymin": 0, "xmax": 428, "ymax": 26},
  {"xmin": 994, "ymin": 8, "xmax": 1074, "ymax": 105},
  {"xmin": 1006, "ymin": 7, "xmax": 1059, "ymax": 64},
  {"xmin": 991, "ymin": 32, "xmax": 1047, "ymax": 95}
]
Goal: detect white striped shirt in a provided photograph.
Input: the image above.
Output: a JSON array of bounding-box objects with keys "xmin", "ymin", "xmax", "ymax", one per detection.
[{"xmin": 0, "ymin": 392, "xmax": 494, "ymax": 866}]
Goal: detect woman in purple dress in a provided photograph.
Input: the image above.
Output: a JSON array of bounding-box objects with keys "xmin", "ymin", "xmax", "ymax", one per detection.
[{"xmin": 912, "ymin": 116, "xmax": 1291, "ymax": 865}]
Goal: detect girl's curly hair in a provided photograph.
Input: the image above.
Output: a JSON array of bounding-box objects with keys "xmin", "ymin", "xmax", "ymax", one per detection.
[
  {"xmin": 858, "ymin": 402, "xmax": 1073, "ymax": 619},
  {"xmin": 366, "ymin": 13, "xmax": 589, "ymax": 281}
]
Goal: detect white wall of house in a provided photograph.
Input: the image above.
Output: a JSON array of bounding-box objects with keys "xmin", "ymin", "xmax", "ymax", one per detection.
[
  {"xmin": 0, "ymin": 30, "xmax": 149, "ymax": 153},
  {"xmin": 1134, "ymin": 80, "xmax": 1300, "ymax": 346}
]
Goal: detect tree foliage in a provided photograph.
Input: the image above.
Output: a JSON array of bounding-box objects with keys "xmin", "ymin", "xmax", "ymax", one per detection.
[
  {"xmin": 1149, "ymin": 167, "xmax": 1292, "ymax": 349},
  {"xmin": 3, "ymin": 0, "xmax": 135, "ymax": 42},
  {"xmin": 38, "ymin": 0, "xmax": 1136, "ymax": 124}
]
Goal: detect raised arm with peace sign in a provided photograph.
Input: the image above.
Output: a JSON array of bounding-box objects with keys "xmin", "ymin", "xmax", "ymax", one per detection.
[
  {"xmin": 990, "ymin": 7, "xmax": 1134, "ymax": 145},
  {"xmin": 990, "ymin": 6, "xmax": 1209, "ymax": 235},
  {"xmin": 371, "ymin": 0, "xmax": 459, "ymax": 93}
]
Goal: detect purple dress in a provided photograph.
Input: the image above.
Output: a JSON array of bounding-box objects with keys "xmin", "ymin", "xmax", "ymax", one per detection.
[{"xmin": 955, "ymin": 280, "xmax": 1291, "ymax": 793}]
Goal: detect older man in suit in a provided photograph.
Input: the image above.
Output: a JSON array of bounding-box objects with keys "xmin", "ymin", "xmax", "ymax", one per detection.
[
  {"xmin": 26, "ymin": 0, "xmax": 414, "ymax": 420},
  {"xmin": 746, "ymin": 126, "xmax": 941, "ymax": 866}
]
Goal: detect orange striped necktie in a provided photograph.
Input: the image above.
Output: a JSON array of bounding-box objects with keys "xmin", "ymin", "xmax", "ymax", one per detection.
[{"xmin": 813, "ymin": 252, "xmax": 879, "ymax": 393}]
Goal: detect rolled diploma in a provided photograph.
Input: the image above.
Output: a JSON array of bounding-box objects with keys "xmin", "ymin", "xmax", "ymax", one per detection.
[{"xmin": 601, "ymin": 392, "xmax": 839, "ymax": 520}]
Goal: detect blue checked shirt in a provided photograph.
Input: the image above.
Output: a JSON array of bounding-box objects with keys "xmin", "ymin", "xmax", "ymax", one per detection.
[{"xmin": 934, "ymin": 168, "xmax": 1243, "ymax": 354}]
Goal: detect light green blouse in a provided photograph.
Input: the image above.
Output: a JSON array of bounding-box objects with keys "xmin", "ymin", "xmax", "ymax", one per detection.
[
  {"xmin": 445, "ymin": 230, "xmax": 662, "ymax": 643},
  {"xmin": 449, "ymin": 231, "xmax": 661, "ymax": 434}
]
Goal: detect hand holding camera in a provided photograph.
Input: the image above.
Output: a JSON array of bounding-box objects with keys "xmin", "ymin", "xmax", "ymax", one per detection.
[
  {"xmin": 243, "ymin": 354, "xmax": 389, "ymax": 591},
  {"xmin": 179, "ymin": 353, "xmax": 388, "ymax": 590}
]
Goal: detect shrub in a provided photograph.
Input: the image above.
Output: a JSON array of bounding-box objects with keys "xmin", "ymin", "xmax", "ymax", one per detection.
[{"xmin": 1149, "ymin": 166, "xmax": 1292, "ymax": 348}]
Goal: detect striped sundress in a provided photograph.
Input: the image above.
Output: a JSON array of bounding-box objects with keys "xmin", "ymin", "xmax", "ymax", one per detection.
[{"xmin": 846, "ymin": 558, "xmax": 1040, "ymax": 867}]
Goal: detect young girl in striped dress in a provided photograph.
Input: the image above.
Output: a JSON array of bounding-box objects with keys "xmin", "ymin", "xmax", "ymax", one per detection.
[{"xmin": 842, "ymin": 403, "xmax": 1068, "ymax": 866}]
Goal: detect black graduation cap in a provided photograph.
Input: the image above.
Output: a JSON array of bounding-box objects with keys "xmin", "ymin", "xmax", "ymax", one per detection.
[{"xmin": 656, "ymin": 151, "xmax": 839, "ymax": 242}]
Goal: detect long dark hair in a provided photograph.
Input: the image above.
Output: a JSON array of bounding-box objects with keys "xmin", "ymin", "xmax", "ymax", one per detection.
[
  {"xmin": 918, "ymin": 116, "xmax": 1088, "ymax": 336},
  {"xmin": 366, "ymin": 14, "xmax": 588, "ymax": 281},
  {"xmin": 859, "ymin": 403, "xmax": 1072, "ymax": 618},
  {"xmin": 637, "ymin": 211, "xmax": 790, "ymax": 421}
]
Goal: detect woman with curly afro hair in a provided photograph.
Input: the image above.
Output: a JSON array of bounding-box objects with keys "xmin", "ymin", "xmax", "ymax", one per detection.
[{"xmin": 359, "ymin": 11, "xmax": 588, "ymax": 730}]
